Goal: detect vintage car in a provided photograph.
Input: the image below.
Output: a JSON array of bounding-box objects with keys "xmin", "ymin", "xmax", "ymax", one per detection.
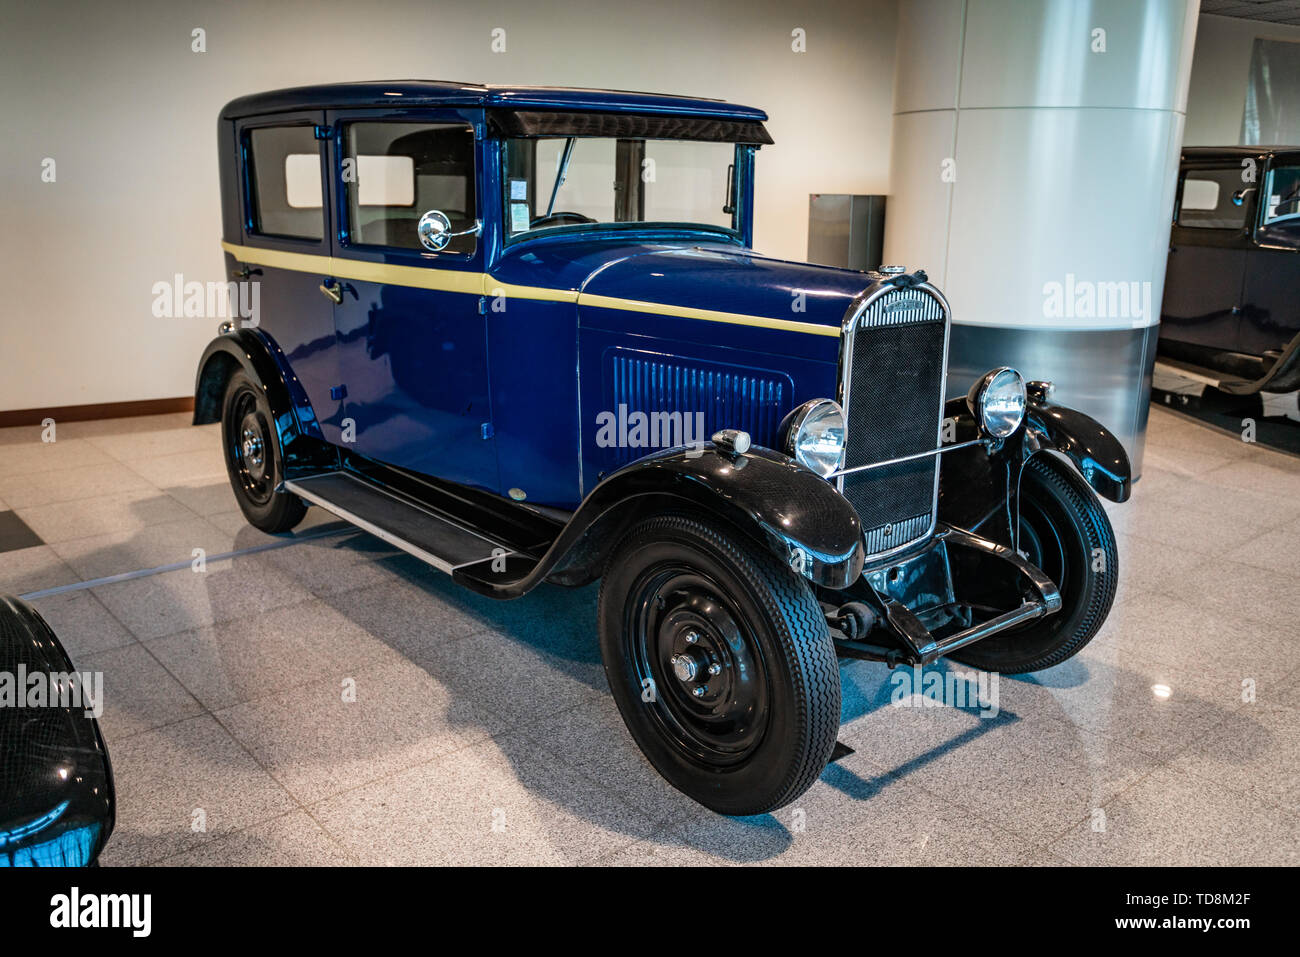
[
  {"xmin": 195, "ymin": 81, "xmax": 1130, "ymax": 815},
  {"xmin": 1160, "ymin": 146, "xmax": 1300, "ymax": 396},
  {"xmin": 0, "ymin": 596, "xmax": 115, "ymax": 866}
]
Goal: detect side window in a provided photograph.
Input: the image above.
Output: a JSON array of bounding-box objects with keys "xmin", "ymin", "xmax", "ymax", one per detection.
[
  {"xmin": 246, "ymin": 126, "xmax": 324, "ymax": 241},
  {"xmin": 1263, "ymin": 165, "xmax": 1300, "ymax": 226},
  {"xmin": 1176, "ymin": 169, "xmax": 1249, "ymax": 229},
  {"xmin": 343, "ymin": 122, "xmax": 477, "ymax": 254}
]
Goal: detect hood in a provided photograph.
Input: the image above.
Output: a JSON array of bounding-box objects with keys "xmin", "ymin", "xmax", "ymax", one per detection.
[{"xmin": 577, "ymin": 243, "xmax": 875, "ymax": 335}]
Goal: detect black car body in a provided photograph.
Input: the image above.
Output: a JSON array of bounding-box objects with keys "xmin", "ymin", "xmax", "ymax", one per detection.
[{"xmin": 1160, "ymin": 146, "xmax": 1300, "ymax": 394}]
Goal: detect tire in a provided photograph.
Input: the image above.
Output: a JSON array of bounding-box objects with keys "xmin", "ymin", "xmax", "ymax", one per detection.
[
  {"xmin": 597, "ymin": 513, "xmax": 840, "ymax": 816},
  {"xmin": 220, "ymin": 369, "xmax": 306, "ymax": 533},
  {"xmin": 949, "ymin": 454, "xmax": 1118, "ymax": 674}
]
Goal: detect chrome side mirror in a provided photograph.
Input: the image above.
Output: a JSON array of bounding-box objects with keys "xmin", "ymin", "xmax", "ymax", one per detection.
[{"xmin": 417, "ymin": 210, "xmax": 482, "ymax": 252}]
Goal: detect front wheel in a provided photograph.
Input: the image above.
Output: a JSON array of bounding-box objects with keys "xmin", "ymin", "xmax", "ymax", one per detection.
[
  {"xmin": 949, "ymin": 454, "xmax": 1119, "ymax": 674},
  {"xmin": 598, "ymin": 513, "xmax": 841, "ymax": 816}
]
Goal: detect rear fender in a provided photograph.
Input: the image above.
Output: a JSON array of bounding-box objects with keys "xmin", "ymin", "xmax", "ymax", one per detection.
[{"xmin": 192, "ymin": 329, "xmax": 335, "ymax": 474}]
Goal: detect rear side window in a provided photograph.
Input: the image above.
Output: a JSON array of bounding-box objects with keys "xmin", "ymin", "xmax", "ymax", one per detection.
[
  {"xmin": 245, "ymin": 126, "xmax": 324, "ymax": 241},
  {"xmin": 343, "ymin": 122, "xmax": 477, "ymax": 254},
  {"xmin": 1176, "ymin": 169, "xmax": 1249, "ymax": 229}
]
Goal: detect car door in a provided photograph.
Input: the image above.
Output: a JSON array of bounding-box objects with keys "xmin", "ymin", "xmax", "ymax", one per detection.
[
  {"xmin": 1161, "ymin": 164, "xmax": 1254, "ymax": 353},
  {"xmin": 324, "ymin": 109, "xmax": 496, "ymax": 491},
  {"xmin": 232, "ymin": 112, "xmax": 346, "ymax": 444},
  {"xmin": 1240, "ymin": 159, "xmax": 1300, "ymax": 358}
]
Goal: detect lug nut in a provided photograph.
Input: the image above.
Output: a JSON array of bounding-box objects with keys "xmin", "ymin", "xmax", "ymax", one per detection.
[
  {"xmin": 685, "ymin": 631, "xmax": 699, "ymax": 644},
  {"xmin": 707, "ymin": 663, "xmax": 721, "ymax": 675},
  {"xmin": 692, "ymin": 686, "xmax": 707, "ymax": 697},
  {"xmin": 669, "ymin": 654, "xmax": 697, "ymax": 683}
]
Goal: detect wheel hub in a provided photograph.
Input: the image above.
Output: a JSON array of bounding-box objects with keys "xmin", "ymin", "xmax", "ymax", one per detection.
[
  {"xmin": 669, "ymin": 651, "xmax": 701, "ymax": 683},
  {"xmin": 627, "ymin": 572, "xmax": 770, "ymax": 766},
  {"xmin": 241, "ymin": 429, "xmax": 264, "ymax": 468},
  {"xmin": 239, "ymin": 414, "xmax": 267, "ymax": 481},
  {"xmin": 225, "ymin": 388, "xmax": 276, "ymax": 508}
]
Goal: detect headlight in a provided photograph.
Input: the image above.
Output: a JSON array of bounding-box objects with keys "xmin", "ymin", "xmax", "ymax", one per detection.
[
  {"xmin": 779, "ymin": 399, "xmax": 845, "ymax": 477},
  {"xmin": 967, "ymin": 367, "xmax": 1027, "ymax": 439}
]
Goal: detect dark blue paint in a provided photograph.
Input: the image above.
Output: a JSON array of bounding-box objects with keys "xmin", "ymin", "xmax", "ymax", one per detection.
[{"xmin": 219, "ymin": 83, "xmax": 874, "ymax": 511}]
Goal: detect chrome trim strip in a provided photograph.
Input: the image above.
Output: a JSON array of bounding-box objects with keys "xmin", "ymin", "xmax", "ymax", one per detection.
[
  {"xmin": 836, "ymin": 280, "xmax": 953, "ymax": 563},
  {"xmin": 828, "ymin": 438, "xmax": 982, "ymax": 479},
  {"xmin": 861, "ymin": 512, "xmax": 932, "ymax": 556}
]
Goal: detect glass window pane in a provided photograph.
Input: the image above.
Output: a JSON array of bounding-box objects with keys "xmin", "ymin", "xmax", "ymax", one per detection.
[
  {"xmin": 344, "ymin": 122, "xmax": 477, "ymax": 253},
  {"xmin": 643, "ymin": 140, "xmax": 734, "ymax": 228},
  {"xmin": 505, "ymin": 136, "xmax": 738, "ymax": 240},
  {"xmin": 1177, "ymin": 169, "xmax": 1249, "ymax": 229},
  {"xmin": 1264, "ymin": 166, "xmax": 1300, "ymax": 225},
  {"xmin": 247, "ymin": 127, "xmax": 323, "ymax": 240},
  {"xmin": 284, "ymin": 154, "xmax": 323, "ymax": 209}
]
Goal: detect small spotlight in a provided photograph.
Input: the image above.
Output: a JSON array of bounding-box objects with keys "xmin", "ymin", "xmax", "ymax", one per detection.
[{"xmin": 1151, "ymin": 684, "xmax": 1172, "ymax": 699}]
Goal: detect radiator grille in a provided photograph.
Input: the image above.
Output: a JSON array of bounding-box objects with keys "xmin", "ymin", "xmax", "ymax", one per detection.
[{"xmin": 839, "ymin": 286, "xmax": 948, "ymax": 558}]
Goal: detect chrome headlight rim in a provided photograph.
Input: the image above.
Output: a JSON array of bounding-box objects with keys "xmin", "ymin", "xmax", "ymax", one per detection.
[
  {"xmin": 967, "ymin": 366, "xmax": 1027, "ymax": 440},
  {"xmin": 778, "ymin": 398, "xmax": 846, "ymax": 478}
]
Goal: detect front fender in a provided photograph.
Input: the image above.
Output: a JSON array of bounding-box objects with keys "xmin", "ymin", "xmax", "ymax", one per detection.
[
  {"xmin": 459, "ymin": 444, "xmax": 865, "ymax": 597},
  {"xmin": 939, "ymin": 396, "xmax": 1131, "ymax": 545},
  {"xmin": 1024, "ymin": 402, "xmax": 1131, "ymax": 503},
  {"xmin": 596, "ymin": 445, "xmax": 867, "ymax": 588}
]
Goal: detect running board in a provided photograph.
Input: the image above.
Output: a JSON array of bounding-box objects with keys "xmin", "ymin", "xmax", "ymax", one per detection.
[{"xmin": 284, "ymin": 471, "xmax": 519, "ymax": 574}]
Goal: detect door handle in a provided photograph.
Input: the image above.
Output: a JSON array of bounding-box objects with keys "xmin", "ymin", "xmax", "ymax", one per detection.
[{"xmin": 319, "ymin": 280, "xmax": 343, "ymax": 305}]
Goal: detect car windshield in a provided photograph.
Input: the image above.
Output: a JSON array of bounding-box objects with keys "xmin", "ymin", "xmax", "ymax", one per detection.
[
  {"xmin": 1264, "ymin": 165, "xmax": 1300, "ymax": 226},
  {"xmin": 502, "ymin": 136, "xmax": 739, "ymax": 240}
]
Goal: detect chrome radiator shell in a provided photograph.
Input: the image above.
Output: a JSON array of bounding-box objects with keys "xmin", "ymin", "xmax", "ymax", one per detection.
[{"xmin": 836, "ymin": 283, "xmax": 952, "ymax": 563}]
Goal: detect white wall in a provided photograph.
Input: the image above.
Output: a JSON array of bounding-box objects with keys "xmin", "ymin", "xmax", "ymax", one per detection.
[
  {"xmin": 0, "ymin": 0, "xmax": 897, "ymax": 412},
  {"xmin": 1184, "ymin": 13, "xmax": 1300, "ymax": 145}
]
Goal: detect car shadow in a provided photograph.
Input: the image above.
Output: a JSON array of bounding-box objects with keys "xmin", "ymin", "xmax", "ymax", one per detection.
[{"xmin": 54, "ymin": 496, "xmax": 1250, "ymax": 864}]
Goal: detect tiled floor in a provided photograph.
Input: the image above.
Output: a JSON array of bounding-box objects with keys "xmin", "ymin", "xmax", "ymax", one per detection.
[{"xmin": 1, "ymin": 407, "xmax": 1297, "ymax": 866}]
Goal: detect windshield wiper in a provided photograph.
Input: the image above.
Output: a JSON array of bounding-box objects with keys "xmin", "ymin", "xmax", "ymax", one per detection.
[{"xmin": 546, "ymin": 137, "xmax": 576, "ymax": 216}]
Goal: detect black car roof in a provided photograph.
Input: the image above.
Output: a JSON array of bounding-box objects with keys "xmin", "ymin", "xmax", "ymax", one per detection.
[{"xmin": 1182, "ymin": 146, "xmax": 1300, "ymax": 161}]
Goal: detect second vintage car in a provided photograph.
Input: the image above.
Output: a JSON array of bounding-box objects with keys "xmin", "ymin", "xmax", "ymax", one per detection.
[
  {"xmin": 1160, "ymin": 146, "xmax": 1300, "ymax": 396},
  {"xmin": 195, "ymin": 81, "xmax": 1131, "ymax": 815}
]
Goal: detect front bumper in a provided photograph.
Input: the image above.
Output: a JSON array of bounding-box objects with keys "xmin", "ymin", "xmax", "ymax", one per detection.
[{"xmin": 833, "ymin": 523, "xmax": 1062, "ymax": 666}]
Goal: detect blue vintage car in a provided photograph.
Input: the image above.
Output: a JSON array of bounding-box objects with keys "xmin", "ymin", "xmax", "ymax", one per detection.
[{"xmin": 195, "ymin": 81, "xmax": 1131, "ymax": 815}]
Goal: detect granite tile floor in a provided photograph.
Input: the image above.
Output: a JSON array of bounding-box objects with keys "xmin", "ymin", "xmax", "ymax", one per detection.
[{"xmin": 0, "ymin": 406, "xmax": 1296, "ymax": 866}]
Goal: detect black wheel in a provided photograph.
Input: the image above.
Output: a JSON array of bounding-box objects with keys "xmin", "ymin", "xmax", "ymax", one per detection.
[
  {"xmin": 950, "ymin": 454, "xmax": 1118, "ymax": 674},
  {"xmin": 598, "ymin": 513, "xmax": 840, "ymax": 816},
  {"xmin": 220, "ymin": 370, "xmax": 306, "ymax": 533}
]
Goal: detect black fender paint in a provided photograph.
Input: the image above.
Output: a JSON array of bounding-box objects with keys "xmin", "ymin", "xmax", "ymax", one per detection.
[
  {"xmin": 938, "ymin": 396, "xmax": 1132, "ymax": 547},
  {"xmin": 455, "ymin": 444, "xmax": 866, "ymax": 597},
  {"xmin": 192, "ymin": 329, "xmax": 337, "ymax": 475}
]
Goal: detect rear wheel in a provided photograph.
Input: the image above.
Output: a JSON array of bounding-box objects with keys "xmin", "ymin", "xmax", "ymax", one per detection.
[
  {"xmin": 220, "ymin": 370, "xmax": 306, "ymax": 533},
  {"xmin": 949, "ymin": 454, "xmax": 1118, "ymax": 674},
  {"xmin": 598, "ymin": 513, "xmax": 840, "ymax": 816}
]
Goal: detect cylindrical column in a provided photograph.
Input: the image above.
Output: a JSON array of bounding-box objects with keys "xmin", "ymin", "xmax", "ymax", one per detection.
[{"xmin": 885, "ymin": 0, "xmax": 1201, "ymax": 477}]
